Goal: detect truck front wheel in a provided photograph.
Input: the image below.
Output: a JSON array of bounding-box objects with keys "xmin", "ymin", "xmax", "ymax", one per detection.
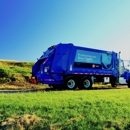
[
  {"xmin": 110, "ymin": 77, "xmax": 116, "ymax": 87},
  {"xmin": 128, "ymin": 79, "xmax": 130, "ymax": 88},
  {"xmin": 80, "ymin": 77, "xmax": 92, "ymax": 89},
  {"xmin": 64, "ymin": 77, "xmax": 76, "ymax": 90}
]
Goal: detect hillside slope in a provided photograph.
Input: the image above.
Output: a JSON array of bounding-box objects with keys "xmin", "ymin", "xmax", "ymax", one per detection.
[{"xmin": 0, "ymin": 60, "xmax": 34, "ymax": 84}]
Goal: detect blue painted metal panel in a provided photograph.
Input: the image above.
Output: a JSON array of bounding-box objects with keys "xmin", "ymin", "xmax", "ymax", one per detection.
[
  {"xmin": 50, "ymin": 43, "xmax": 73, "ymax": 74},
  {"xmin": 74, "ymin": 49, "xmax": 112, "ymax": 69}
]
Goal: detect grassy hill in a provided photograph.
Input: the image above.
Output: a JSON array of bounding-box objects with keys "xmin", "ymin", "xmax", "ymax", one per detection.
[{"xmin": 0, "ymin": 60, "xmax": 34, "ymax": 85}]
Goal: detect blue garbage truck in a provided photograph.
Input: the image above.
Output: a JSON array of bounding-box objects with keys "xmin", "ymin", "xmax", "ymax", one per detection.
[{"xmin": 30, "ymin": 43, "xmax": 130, "ymax": 89}]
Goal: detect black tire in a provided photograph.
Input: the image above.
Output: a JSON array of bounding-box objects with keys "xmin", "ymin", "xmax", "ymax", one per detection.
[
  {"xmin": 127, "ymin": 79, "xmax": 130, "ymax": 88},
  {"xmin": 51, "ymin": 85, "xmax": 58, "ymax": 89},
  {"xmin": 64, "ymin": 77, "xmax": 76, "ymax": 90},
  {"xmin": 110, "ymin": 77, "xmax": 116, "ymax": 87},
  {"xmin": 51, "ymin": 85, "xmax": 62, "ymax": 90},
  {"xmin": 80, "ymin": 77, "xmax": 92, "ymax": 89}
]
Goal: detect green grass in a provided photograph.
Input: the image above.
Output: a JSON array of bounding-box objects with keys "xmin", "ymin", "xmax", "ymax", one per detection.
[
  {"xmin": 0, "ymin": 89, "xmax": 130, "ymax": 129},
  {"xmin": 0, "ymin": 60, "xmax": 34, "ymax": 83}
]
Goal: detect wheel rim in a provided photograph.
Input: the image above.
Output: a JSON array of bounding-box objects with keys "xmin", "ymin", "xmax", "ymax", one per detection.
[
  {"xmin": 83, "ymin": 79, "xmax": 90, "ymax": 88},
  {"xmin": 67, "ymin": 79, "xmax": 75, "ymax": 89}
]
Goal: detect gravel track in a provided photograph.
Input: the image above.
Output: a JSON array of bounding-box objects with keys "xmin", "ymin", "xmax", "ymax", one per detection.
[{"xmin": 0, "ymin": 85, "xmax": 128, "ymax": 93}]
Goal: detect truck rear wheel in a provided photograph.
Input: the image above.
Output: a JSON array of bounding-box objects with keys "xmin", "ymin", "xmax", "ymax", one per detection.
[
  {"xmin": 64, "ymin": 77, "xmax": 76, "ymax": 90},
  {"xmin": 51, "ymin": 85, "xmax": 62, "ymax": 90},
  {"xmin": 80, "ymin": 77, "xmax": 92, "ymax": 89}
]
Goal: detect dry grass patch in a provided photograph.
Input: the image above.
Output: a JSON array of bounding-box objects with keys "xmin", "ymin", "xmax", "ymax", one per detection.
[
  {"xmin": 0, "ymin": 81, "xmax": 49, "ymax": 90},
  {"xmin": 1, "ymin": 114, "xmax": 41, "ymax": 130}
]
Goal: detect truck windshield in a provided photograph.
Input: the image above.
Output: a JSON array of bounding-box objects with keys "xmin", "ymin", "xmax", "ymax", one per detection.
[
  {"xmin": 123, "ymin": 60, "xmax": 130, "ymax": 71},
  {"xmin": 120, "ymin": 60, "xmax": 124, "ymax": 68}
]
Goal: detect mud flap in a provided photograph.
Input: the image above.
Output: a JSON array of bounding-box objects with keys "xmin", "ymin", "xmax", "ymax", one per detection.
[{"xmin": 30, "ymin": 77, "xmax": 38, "ymax": 84}]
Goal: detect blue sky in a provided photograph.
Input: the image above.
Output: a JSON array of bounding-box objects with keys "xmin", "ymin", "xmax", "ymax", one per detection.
[{"xmin": 0, "ymin": 0, "xmax": 130, "ymax": 61}]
